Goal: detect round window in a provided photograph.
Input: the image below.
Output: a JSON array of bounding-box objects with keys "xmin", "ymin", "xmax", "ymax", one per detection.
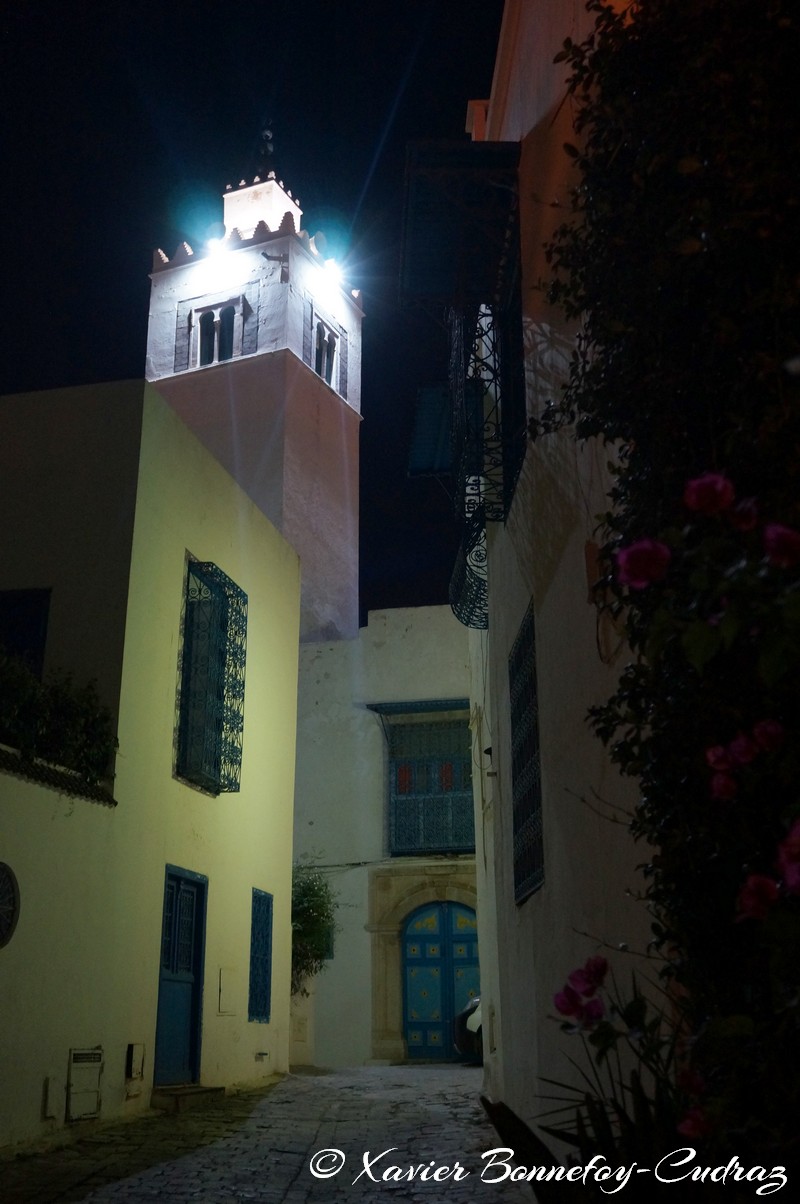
[{"xmin": 0, "ymin": 863, "xmax": 20, "ymax": 947}]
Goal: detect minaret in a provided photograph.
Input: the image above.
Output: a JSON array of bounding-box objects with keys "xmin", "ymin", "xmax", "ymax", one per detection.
[{"xmin": 146, "ymin": 172, "xmax": 363, "ymax": 641}]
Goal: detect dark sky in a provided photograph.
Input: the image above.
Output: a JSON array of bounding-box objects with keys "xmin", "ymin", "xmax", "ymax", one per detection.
[{"xmin": 4, "ymin": 0, "xmax": 505, "ymax": 619}]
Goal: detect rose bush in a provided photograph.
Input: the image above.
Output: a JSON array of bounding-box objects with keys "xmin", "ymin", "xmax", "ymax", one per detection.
[{"xmin": 537, "ymin": 0, "xmax": 800, "ymax": 1179}]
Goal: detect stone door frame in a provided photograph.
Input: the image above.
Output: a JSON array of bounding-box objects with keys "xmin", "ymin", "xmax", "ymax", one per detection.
[{"xmin": 367, "ymin": 860, "xmax": 477, "ymax": 1062}]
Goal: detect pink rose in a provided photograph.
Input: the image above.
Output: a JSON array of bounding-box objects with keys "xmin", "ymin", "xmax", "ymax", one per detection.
[
  {"xmin": 677, "ymin": 1106, "xmax": 712, "ymax": 1139},
  {"xmin": 753, "ymin": 719, "xmax": 785, "ymax": 753},
  {"xmin": 736, "ymin": 874, "xmax": 779, "ymax": 921},
  {"xmin": 567, "ymin": 955, "xmax": 609, "ymax": 997},
  {"xmin": 683, "ymin": 472, "xmax": 735, "ymax": 515},
  {"xmin": 554, "ymin": 986, "xmax": 584, "ymax": 1018},
  {"xmin": 705, "ymin": 745, "xmax": 731, "ymax": 772},
  {"xmin": 764, "ymin": 523, "xmax": 800, "ymax": 568},
  {"xmin": 777, "ymin": 820, "xmax": 800, "ymax": 895},
  {"xmin": 710, "ymin": 772, "xmax": 738, "ymax": 800},
  {"xmin": 616, "ymin": 539, "xmax": 671, "ymax": 589},
  {"xmin": 728, "ymin": 732, "xmax": 759, "ymax": 766},
  {"xmin": 730, "ymin": 497, "xmax": 758, "ymax": 531}
]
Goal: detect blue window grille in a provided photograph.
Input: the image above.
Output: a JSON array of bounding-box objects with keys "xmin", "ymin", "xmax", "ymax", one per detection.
[
  {"xmin": 509, "ymin": 601, "xmax": 543, "ymax": 901},
  {"xmin": 248, "ymin": 889, "xmax": 273, "ymax": 1023},
  {"xmin": 176, "ymin": 561, "xmax": 247, "ymax": 795},
  {"xmin": 389, "ymin": 720, "xmax": 474, "ymax": 855}
]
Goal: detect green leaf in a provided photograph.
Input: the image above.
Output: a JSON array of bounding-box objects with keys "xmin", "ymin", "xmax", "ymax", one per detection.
[
  {"xmin": 681, "ymin": 619, "xmax": 721, "ymax": 670},
  {"xmin": 704, "ymin": 1014, "xmax": 755, "ymax": 1045},
  {"xmin": 717, "ymin": 607, "xmax": 741, "ymax": 649},
  {"xmin": 758, "ymin": 633, "xmax": 791, "ymax": 686},
  {"xmin": 587, "ymin": 1020, "xmax": 620, "ymax": 1061}
]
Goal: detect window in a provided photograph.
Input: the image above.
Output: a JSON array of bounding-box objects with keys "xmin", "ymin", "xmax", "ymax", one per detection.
[
  {"xmin": 248, "ymin": 889, "xmax": 273, "ymax": 1022},
  {"xmin": 388, "ymin": 718, "xmax": 474, "ymax": 855},
  {"xmin": 176, "ymin": 560, "xmax": 247, "ymax": 795},
  {"xmin": 192, "ymin": 298, "xmax": 245, "ymax": 368},
  {"xmin": 302, "ymin": 298, "xmax": 348, "ymax": 398},
  {"xmin": 314, "ymin": 321, "xmax": 336, "ymax": 385},
  {"xmin": 509, "ymin": 601, "xmax": 543, "ymax": 901},
  {"xmin": 0, "ymin": 588, "xmax": 50, "ymax": 679}
]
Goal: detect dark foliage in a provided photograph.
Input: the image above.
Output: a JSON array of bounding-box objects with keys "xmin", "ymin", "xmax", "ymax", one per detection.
[
  {"xmin": 536, "ymin": 0, "xmax": 800, "ymax": 1177},
  {"xmin": 0, "ymin": 650, "xmax": 117, "ymax": 785},
  {"xmin": 290, "ymin": 865, "xmax": 338, "ymax": 997}
]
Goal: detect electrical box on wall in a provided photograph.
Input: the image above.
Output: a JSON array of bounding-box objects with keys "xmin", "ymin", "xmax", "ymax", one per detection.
[{"xmin": 66, "ymin": 1047, "xmax": 103, "ymax": 1121}]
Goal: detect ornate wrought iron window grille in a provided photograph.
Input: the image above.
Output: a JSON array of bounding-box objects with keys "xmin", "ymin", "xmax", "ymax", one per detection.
[
  {"xmin": 176, "ymin": 560, "xmax": 247, "ymax": 795},
  {"xmin": 448, "ymin": 511, "xmax": 488, "ymax": 631},
  {"xmin": 248, "ymin": 889, "xmax": 273, "ymax": 1023},
  {"xmin": 451, "ymin": 306, "xmax": 506, "ymax": 526},
  {"xmin": 509, "ymin": 600, "xmax": 543, "ymax": 902},
  {"xmin": 447, "ymin": 273, "xmax": 526, "ymax": 631},
  {"xmin": 388, "ymin": 719, "xmax": 474, "ymax": 856}
]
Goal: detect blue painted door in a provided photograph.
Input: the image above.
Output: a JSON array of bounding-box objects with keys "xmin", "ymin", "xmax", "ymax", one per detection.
[
  {"xmin": 403, "ymin": 902, "xmax": 480, "ymax": 1060},
  {"xmin": 154, "ymin": 867, "xmax": 207, "ymax": 1085}
]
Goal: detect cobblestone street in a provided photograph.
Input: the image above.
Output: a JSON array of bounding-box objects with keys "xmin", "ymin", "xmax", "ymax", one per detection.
[{"xmin": 1, "ymin": 1066, "xmax": 533, "ymax": 1203}]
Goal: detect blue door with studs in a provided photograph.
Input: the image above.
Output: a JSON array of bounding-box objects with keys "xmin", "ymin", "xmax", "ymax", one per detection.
[
  {"xmin": 154, "ymin": 866, "xmax": 207, "ymax": 1085},
  {"xmin": 403, "ymin": 902, "xmax": 479, "ymax": 1060}
]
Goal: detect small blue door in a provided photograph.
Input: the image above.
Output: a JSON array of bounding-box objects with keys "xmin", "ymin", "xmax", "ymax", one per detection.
[
  {"xmin": 153, "ymin": 867, "xmax": 207, "ymax": 1085},
  {"xmin": 403, "ymin": 902, "xmax": 479, "ymax": 1060}
]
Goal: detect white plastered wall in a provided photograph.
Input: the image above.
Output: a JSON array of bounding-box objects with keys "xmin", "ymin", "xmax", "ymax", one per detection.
[
  {"xmin": 471, "ymin": 0, "xmax": 650, "ymax": 1125},
  {"xmin": 292, "ymin": 606, "xmax": 474, "ymax": 1067}
]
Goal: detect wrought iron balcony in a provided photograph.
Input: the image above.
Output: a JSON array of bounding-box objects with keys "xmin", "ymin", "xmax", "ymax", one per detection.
[{"xmin": 401, "ymin": 140, "xmax": 527, "ymax": 629}]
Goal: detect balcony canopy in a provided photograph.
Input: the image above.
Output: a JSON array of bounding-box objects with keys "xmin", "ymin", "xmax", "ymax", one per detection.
[{"xmin": 400, "ymin": 140, "xmax": 520, "ymax": 309}]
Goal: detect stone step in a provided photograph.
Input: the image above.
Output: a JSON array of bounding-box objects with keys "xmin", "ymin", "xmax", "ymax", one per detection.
[{"xmin": 150, "ymin": 1085, "xmax": 226, "ymax": 1114}]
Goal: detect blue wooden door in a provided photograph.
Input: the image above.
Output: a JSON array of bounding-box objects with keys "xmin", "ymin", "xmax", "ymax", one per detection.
[
  {"xmin": 154, "ymin": 867, "xmax": 207, "ymax": 1085},
  {"xmin": 403, "ymin": 902, "xmax": 480, "ymax": 1060}
]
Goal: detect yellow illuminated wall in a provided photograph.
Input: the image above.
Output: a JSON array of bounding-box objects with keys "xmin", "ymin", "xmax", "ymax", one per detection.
[{"xmin": 0, "ymin": 383, "xmax": 300, "ymax": 1148}]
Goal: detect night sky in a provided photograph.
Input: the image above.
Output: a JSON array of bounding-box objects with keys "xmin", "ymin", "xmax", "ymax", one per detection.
[{"xmin": 4, "ymin": 0, "xmax": 505, "ymax": 618}]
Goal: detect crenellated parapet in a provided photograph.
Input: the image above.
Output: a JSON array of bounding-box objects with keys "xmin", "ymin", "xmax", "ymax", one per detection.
[{"xmin": 151, "ymin": 172, "xmax": 328, "ymax": 273}]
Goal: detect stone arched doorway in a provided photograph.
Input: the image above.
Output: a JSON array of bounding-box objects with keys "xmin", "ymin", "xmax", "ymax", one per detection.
[{"xmin": 367, "ymin": 862, "xmax": 477, "ymax": 1062}]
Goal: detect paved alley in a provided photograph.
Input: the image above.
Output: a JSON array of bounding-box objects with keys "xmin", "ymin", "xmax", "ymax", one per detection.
[{"xmin": 1, "ymin": 1066, "xmax": 534, "ymax": 1204}]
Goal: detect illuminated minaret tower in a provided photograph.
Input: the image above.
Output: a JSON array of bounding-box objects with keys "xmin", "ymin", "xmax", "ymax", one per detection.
[{"xmin": 146, "ymin": 172, "xmax": 362, "ymax": 640}]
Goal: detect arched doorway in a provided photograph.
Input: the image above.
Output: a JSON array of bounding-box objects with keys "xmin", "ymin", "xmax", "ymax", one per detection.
[{"xmin": 402, "ymin": 902, "xmax": 479, "ymax": 1060}]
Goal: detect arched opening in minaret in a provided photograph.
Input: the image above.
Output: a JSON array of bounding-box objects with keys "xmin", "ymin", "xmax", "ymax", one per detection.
[
  {"xmin": 199, "ymin": 311, "xmax": 216, "ymax": 366},
  {"xmin": 324, "ymin": 332, "xmax": 336, "ymax": 385},
  {"xmin": 314, "ymin": 321, "xmax": 337, "ymax": 386}
]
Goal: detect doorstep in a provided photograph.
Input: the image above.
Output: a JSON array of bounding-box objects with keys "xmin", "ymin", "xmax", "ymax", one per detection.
[{"xmin": 150, "ymin": 1085, "xmax": 226, "ymax": 1114}]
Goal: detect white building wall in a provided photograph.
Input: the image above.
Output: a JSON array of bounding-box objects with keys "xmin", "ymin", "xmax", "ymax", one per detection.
[
  {"xmin": 292, "ymin": 606, "xmax": 473, "ymax": 1067},
  {"xmin": 469, "ymin": 0, "xmax": 649, "ymax": 1124}
]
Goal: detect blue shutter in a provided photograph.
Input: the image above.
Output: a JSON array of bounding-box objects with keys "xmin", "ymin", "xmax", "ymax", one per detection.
[
  {"xmin": 177, "ymin": 561, "xmax": 247, "ymax": 794},
  {"xmin": 338, "ymin": 330, "xmax": 348, "ymax": 399},
  {"xmin": 248, "ymin": 889, "xmax": 273, "ymax": 1023},
  {"xmin": 509, "ymin": 600, "xmax": 543, "ymax": 901},
  {"xmin": 173, "ymin": 301, "xmax": 192, "ymax": 373},
  {"xmin": 302, "ymin": 298, "xmax": 313, "ymax": 365}
]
